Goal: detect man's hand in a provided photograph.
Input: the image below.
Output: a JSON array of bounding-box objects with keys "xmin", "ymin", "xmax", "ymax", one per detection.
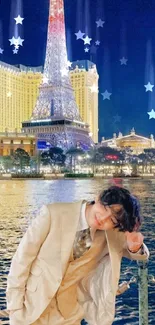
[{"xmin": 125, "ymin": 231, "xmax": 144, "ymax": 253}]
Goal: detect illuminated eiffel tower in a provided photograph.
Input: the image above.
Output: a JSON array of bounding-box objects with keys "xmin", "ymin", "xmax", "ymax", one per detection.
[{"xmin": 22, "ymin": 0, "xmax": 93, "ymax": 151}]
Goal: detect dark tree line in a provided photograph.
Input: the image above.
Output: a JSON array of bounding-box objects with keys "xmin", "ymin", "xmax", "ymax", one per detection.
[{"xmin": 1, "ymin": 146, "xmax": 155, "ymax": 174}]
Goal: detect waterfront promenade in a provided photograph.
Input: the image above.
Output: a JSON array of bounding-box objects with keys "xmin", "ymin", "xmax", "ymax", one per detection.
[{"xmin": 0, "ymin": 178, "xmax": 154, "ymax": 324}]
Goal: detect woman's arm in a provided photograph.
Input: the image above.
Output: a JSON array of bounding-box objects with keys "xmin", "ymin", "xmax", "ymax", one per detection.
[{"xmin": 6, "ymin": 205, "xmax": 51, "ymax": 311}]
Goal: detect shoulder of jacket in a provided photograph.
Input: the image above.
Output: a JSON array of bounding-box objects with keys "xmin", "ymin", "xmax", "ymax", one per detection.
[{"xmin": 46, "ymin": 200, "xmax": 86, "ymax": 214}]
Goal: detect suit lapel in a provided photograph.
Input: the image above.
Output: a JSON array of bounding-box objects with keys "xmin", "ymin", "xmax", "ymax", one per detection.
[
  {"xmin": 105, "ymin": 229, "xmax": 124, "ymax": 293},
  {"xmin": 60, "ymin": 200, "xmax": 85, "ymax": 275}
]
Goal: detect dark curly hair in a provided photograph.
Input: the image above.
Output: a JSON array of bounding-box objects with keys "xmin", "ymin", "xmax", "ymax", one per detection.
[{"xmin": 98, "ymin": 186, "xmax": 142, "ymax": 232}]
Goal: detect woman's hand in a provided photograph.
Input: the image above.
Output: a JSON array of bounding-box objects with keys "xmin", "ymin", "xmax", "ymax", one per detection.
[{"xmin": 125, "ymin": 231, "xmax": 144, "ymax": 252}]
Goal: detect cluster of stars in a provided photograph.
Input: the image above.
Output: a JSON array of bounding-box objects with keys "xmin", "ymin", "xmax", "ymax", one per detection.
[
  {"xmin": 101, "ymin": 58, "xmax": 128, "ymax": 105},
  {"xmin": 73, "ymin": 8, "xmax": 155, "ymax": 125},
  {"xmin": 74, "ymin": 17, "xmax": 129, "ymax": 119},
  {"xmin": 9, "ymin": 15, "xmax": 24, "ymax": 55},
  {"xmin": 100, "ymin": 68, "xmax": 155, "ymax": 123},
  {"xmin": 0, "ymin": 15, "xmax": 24, "ymax": 56},
  {"xmin": 143, "ymin": 82, "xmax": 155, "ymax": 120},
  {"xmin": 74, "ymin": 18, "xmax": 104, "ymax": 96},
  {"xmin": 75, "ymin": 18, "xmax": 104, "ymax": 53},
  {"xmin": 101, "ymin": 81, "xmax": 155, "ymax": 121}
]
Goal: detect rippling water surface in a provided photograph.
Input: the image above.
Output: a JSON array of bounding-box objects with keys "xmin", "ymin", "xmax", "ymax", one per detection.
[{"xmin": 0, "ymin": 178, "xmax": 154, "ymax": 324}]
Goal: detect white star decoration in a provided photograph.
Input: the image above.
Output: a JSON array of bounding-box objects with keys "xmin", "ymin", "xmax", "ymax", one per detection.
[
  {"xmin": 113, "ymin": 115, "xmax": 121, "ymax": 123},
  {"xmin": 120, "ymin": 57, "xmax": 128, "ymax": 65},
  {"xmin": 95, "ymin": 40, "xmax": 100, "ymax": 46},
  {"xmin": 14, "ymin": 15, "xmax": 24, "ymax": 25},
  {"xmin": 9, "ymin": 37, "xmax": 16, "ymax": 45},
  {"xmin": 67, "ymin": 60, "xmax": 72, "ymax": 68},
  {"xmin": 0, "ymin": 48, "xmax": 4, "ymax": 54},
  {"xmin": 96, "ymin": 19, "xmax": 105, "ymax": 28},
  {"xmin": 7, "ymin": 92, "xmax": 12, "ymax": 98},
  {"xmin": 90, "ymin": 84, "xmax": 99, "ymax": 93},
  {"xmin": 144, "ymin": 82, "xmax": 154, "ymax": 92},
  {"xmin": 42, "ymin": 76, "xmax": 49, "ymax": 84},
  {"xmin": 13, "ymin": 49, "xmax": 18, "ymax": 54},
  {"xmin": 83, "ymin": 36, "xmax": 92, "ymax": 45},
  {"xmin": 84, "ymin": 48, "xmax": 89, "ymax": 53},
  {"xmin": 9, "ymin": 36, "xmax": 24, "ymax": 47},
  {"xmin": 17, "ymin": 37, "xmax": 24, "ymax": 46},
  {"xmin": 101, "ymin": 90, "xmax": 112, "ymax": 100},
  {"xmin": 75, "ymin": 30, "xmax": 85, "ymax": 40},
  {"xmin": 58, "ymin": 8, "xmax": 63, "ymax": 15},
  {"xmin": 60, "ymin": 68, "xmax": 68, "ymax": 77},
  {"xmin": 148, "ymin": 109, "xmax": 155, "ymax": 119}
]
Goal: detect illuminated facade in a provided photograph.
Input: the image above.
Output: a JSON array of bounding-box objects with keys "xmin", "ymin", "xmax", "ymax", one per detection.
[
  {"xmin": 0, "ymin": 132, "xmax": 35, "ymax": 156},
  {"xmin": 0, "ymin": 57, "xmax": 98, "ymax": 147},
  {"xmin": 101, "ymin": 128, "xmax": 155, "ymax": 154},
  {"xmin": 70, "ymin": 60, "xmax": 99, "ymax": 143},
  {"xmin": 22, "ymin": 0, "xmax": 93, "ymax": 151},
  {"xmin": 0, "ymin": 61, "xmax": 42, "ymax": 133}
]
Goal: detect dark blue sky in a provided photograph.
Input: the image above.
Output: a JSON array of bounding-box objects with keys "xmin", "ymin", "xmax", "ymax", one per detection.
[{"xmin": 1, "ymin": 0, "xmax": 155, "ymax": 140}]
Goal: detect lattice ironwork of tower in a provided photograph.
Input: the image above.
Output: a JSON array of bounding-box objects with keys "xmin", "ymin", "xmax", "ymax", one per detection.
[{"xmin": 22, "ymin": 0, "xmax": 93, "ymax": 151}]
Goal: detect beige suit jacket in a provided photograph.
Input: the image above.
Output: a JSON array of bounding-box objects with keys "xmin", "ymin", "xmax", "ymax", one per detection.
[{"xmin": 6, "ymin": 200, "xmax": 149, "ymax": 324}]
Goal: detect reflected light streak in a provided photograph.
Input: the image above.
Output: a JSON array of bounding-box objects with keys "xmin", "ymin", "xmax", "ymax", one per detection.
[{"xmin": 9, "ymin": 0, "xmax": 24, "ymax": 40}]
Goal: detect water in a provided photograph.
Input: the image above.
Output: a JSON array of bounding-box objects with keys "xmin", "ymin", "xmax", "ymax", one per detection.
[{"xmin": 0, "ymin": 178, "xmax": 154, "ymax": 324}]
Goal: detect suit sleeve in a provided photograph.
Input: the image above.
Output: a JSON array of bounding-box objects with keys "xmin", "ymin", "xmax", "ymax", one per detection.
[
  {"xmin": 123, "ymin": 243, "xmax": 149, "ymax": 261},
  {"xmin": 6, "ymin": 205, "xmax": 51, "ymax": 311}
]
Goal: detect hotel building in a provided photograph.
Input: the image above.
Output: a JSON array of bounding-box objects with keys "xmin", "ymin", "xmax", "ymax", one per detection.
[{"xmin": 70, "ymin": 60, "xmax": 99, "ymax": 143}]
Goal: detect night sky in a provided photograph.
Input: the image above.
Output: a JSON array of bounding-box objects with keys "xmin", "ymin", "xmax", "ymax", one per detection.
[{"xmin": 1, "ymin": 0, "xmax": 155, "ymax": 141}]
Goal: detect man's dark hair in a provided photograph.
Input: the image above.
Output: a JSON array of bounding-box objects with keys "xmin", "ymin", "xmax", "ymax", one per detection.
[{"xmin": 98, "ymin": 186, "xmax": 142, "ymax": 232}]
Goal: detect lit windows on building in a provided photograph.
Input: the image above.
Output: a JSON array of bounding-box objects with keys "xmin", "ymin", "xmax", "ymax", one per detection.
[
  {"xmin": 0, "ymin": 61, "xmax": 42, "ymax": 133},
  {"xmin": 69, "ymin": 60, "xmax": 99, "ymax": 143}
]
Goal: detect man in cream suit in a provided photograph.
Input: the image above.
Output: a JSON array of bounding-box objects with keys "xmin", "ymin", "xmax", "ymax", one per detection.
[{"xmin": 6, "ymin": 186, "xmax": 149, "ymax": 325}]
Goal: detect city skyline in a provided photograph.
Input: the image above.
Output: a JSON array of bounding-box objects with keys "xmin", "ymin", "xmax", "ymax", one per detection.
[{"xmin": 0, "ymin": 0, "xmax": 155, "ymax": 139}]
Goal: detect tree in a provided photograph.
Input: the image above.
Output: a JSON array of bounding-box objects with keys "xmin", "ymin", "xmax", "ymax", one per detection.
[
  {"xmin": 0, "ymin": 156, "xmax": 13, "ymax": 172},
  {"xmin": 49, "ymin": 147, "xmax": 66, "ymax": 167},
  {"xmin": 87, "ymin": 147, "xmax": 102, "ymax": 173},
  {"xmin": 143, "ymin": 149, "xmax": 155, "ymax": 173},
  {"xmin": 138, "ymin": 153, "xmax": 149, "ymax": 174},
  {"xmin": 30, "ymin": 155, "xmax": 40, "ymax": 173},
  {"xmin": 88, "ymin": 146, "xmax": 125, "ymax": 174},
  {"xmin": 137, "ymin": 149, "xmax": 155, "ymax": 174},
  {"xmin": 66, "ymin": 147, "xmax": 84, "ymax": 172},
  {"xmin": 13, "ymin": 148, "xmax": 30, "ymax": 171},
  {"xmin": 41, "ymin": 151, "xmax": 51, "ymax": 166},
  {"xmin": 97, "ymin": 146, "xmax": 124, "ymax": 162},
  {"xmin": 41, "ymin": 147, "xmax": 66, "ymax": 170},
  {"xmin": 143, "ymin": 149, "xmax": 155, "ymax": 165}
]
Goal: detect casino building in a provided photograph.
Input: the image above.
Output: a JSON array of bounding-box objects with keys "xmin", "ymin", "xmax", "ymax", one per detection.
[
  {"xmin": 0, "ymin": 131, "xmax": 35, "ymax": 156},
  {"xmin": 0, "ymin": 61, "xmax": 42, "ymax": 133},
  {"xmin": 101, "ymin": 128, "xmax": 155, "ymax": 154}
]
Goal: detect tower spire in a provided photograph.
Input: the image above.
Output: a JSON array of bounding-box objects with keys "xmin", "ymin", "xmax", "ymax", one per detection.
[{"xmin": 32, "ymin": 0, "xmax": 81, "ymax": 121}]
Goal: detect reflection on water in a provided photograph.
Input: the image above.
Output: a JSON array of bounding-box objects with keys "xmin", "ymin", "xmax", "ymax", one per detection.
[{"xmin": 0, "ymin": 178, "xmax": 154, "ymax": 324}]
